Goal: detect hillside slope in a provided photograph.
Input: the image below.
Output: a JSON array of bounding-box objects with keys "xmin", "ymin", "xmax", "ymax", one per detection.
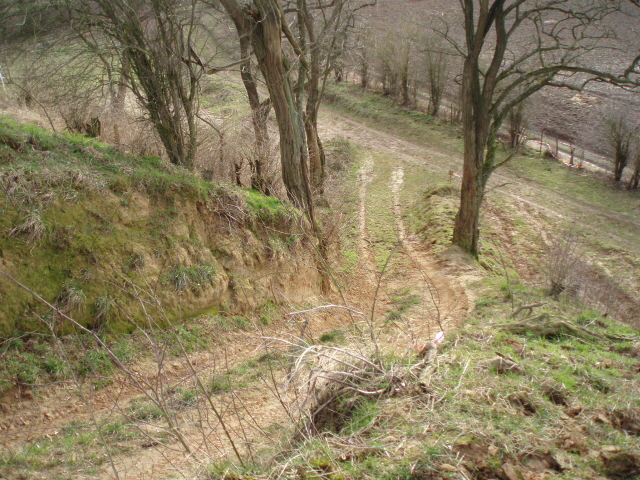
[
  {"xmin": 1, "ymin": 85, "xmax": 640, "ymax": 480},
  {"xmin": 0, "ymin": 117, "xmax": 322, "ymax": 336}
]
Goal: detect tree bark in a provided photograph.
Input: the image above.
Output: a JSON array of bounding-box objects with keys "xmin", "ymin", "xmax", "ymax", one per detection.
[
  {"xmin": 451, "ymin": 2, "xmax": 497, "ymax": 255},
  {"xmin": 251, "ymin": 0, "xmax": 313, "ymax": 218},
  {"xmin": 304, "ymin": 28, "xmax": 325, "ymax": 191}
]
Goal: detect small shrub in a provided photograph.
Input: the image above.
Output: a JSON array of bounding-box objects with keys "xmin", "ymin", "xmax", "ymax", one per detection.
[
  {"xmin": 208, "ymin": 374, "xmax": 232, "ymax": 393},
  {"xmin": 214, "ymin": 314, "xmax": 251, "ymax": 332},
  {"xmin": 42, "ymin": 356, "xmax": 66, "ymax": 378},
  {"xmin": 47, "ymin": 224, "xmax": 73, "ymax": 251},
  {"xmin": 319, "ymin": 329, "xmax": 346, "ymax": 344},
  {"xmin": 6, "ymin": 353, "xmax": 40, "ymax": 385},
  {"xmin": 124, "ymin": 253, "xmax": 145, "ymax": 271},
  {"xmin": 169, "ymin": 387, "xmax": 198, "ymax": 409},
  {"xmin": 325, "ymin": 137, "xmax": 357, "ymax": 172},
  {"xmin": 161, "ymin": 263, "xmax": 216, "ymax": 292},
  {"xmin": 385, "ymin": 289, "xmax": 420, "ymax": 323},
  {"xmin": 543, "ymin": 228, "xmax": 584, "ymax": 296},
  {"xmin": 163, "ymin": 324, "xmax": 209, "ymax": 355},
  {"xmin": 111, "ymin": 339, "xmax": 134, "ymax": 363},
  {"xmin": 75, "ymin": 348, "xmax": 112, "ymax": 377},
  {"xmin": 231, "ymin": 315, "xmax": 251, "ymax": 330},
  {"xmin": 127, "ymin": 397, "xmax": 163, "ymax": 421}
]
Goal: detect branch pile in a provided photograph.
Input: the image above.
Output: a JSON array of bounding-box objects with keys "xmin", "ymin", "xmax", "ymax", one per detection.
[{"xmin": 289, "ymin": 342, "xmax": 440, "ymax": 439}]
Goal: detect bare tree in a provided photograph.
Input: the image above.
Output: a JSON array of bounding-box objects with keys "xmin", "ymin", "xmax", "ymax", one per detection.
[
  {"xmin": 425, "ymin": 49, "xmax": 448, "ymax": 116},
  {"xmin": 0, "ymin": 1, "xmax": 113, "ymax": 129},
  {"xmin": 351, "ymin": 26, "xmax": 373, "ymax": 89},
  {"xmin": 377, "ymin": 31, "xmax": 398, "ymax": 98},
  {"xmin": 220, "ymin": 0, "xmax": 372, "ymax": 212},
  {"xmin": 604, "ymin": 113, "xmax": 635, "ymax": 182},
  {"xmin": 416, "ymin": 34, "xmax": 450, "ymax": 117},
  {"xmin": 435, "ymin": 0, "xmax": 639, "ymax": 256},
  {"xmin": 294, "ymin": 0, "xmax": 375, "ymax": 189},
  {"xmin": 77, "ymin": 0, "xmax": 206, "ymax": 169}
]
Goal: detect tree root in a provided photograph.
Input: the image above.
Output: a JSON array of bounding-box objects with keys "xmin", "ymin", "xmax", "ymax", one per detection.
[{"xmin": 497, "ymin": 313, "xmax": 637, "ymax": 343}]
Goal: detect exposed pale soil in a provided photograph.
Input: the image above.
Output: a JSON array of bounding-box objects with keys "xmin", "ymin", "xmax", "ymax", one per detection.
[{"xmin": 0, "ymin": 109, "xmax": 474, "ymax": 479}]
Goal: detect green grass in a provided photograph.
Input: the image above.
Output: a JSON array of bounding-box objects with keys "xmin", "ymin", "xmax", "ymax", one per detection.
[
  {"xmin": 0, "ymin": 323, "xmax": 208, "ymax": 396},
  {"xmin": 409, "ymin": 183, "xmax": 459, "ymax": 253},
  {"xmin": 364, "ymin": 151, "xmax": 401, "ymax": 266},
  {"xmin": 319, "ymin": 328, "xmax": 346, "ymax": 344},
  {"xmin": 325, "ymin": 83, "xmax": 463, "ymax": 151},
  {"xmin": 0, "ymin": 418, "xmax": 138, "ymax": 476},
  {"xmin": 0, "ymin": 116, "xmax": 311, "ymax": 336},
  {"xmin": 385, "ymin": 288, "xmax": 421, "ymax": 323},
  {"xmin": 127, "ymin": 397, "xmax": 164, "ymax": 421},
  {"xmin": 214, "ymin": 274, "xmax": 637, "ymax": 480},
  {"xmin": 325, "ymin": 138, "xmax": 360, "ymax": 276},
  {"xmin": 0, "ymin": 334, "xmax": 127, "ymax": 392}
]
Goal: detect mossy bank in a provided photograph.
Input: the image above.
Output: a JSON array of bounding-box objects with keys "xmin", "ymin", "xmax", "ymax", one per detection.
[{"xmin": 0, "ymin": 117, "xmax": 322, "ymax": 336}]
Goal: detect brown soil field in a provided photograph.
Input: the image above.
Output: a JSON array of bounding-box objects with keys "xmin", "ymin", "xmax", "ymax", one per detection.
[{"xmin": 358, "ymin": 0, "xmax": 640, "ymax": 165}]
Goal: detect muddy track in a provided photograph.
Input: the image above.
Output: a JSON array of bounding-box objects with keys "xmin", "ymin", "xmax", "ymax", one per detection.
[
  {"xmin": 390, "ymin": 165, "xmax": 470, "ymax": 334},
  {"xmin": 351, "ymin": 140, "xmax": 473, "ymax": 347},
  {"xmin": 320, "ymin": 110, "xmax": 640, "ymax": 254},
  {"xmin": 1, "ymin": 110, "xmax": 479, "ymax": 480}
]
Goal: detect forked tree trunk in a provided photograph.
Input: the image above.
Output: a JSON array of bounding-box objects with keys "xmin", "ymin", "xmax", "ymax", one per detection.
[
  {"xmin": 241, "ymin": 53, "xmax": 271, "ymax": 195},
  {"xmin": 614, "ymin": 152, "xmax": 628, "ymax": 182},
  {"xmin": 219, "ymin": 0, "xmax": 314, "ymax": 222},
  {"xmin": 251, "ymin": 0, "xmax": 313, "ymax": 218},
  {"xmin": 452, "ymin": 0, "xmax": 508, "ymax": 256}
]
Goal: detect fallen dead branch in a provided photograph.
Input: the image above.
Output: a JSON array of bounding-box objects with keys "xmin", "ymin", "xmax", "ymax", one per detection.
[
  {"xmin": 509, "ymin": 302, "xmax": 546, "ymax": 319},
  {"xmin": 288, "ymin": 338, "xmax": 442, "ymax": 440},
  {"xmin": 496, "ymin": 314, "xmax": 638, "ymax": 343}
]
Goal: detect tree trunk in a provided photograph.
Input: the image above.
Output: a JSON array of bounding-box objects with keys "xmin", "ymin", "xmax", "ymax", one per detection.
[
  {"xmin": 251, "ymin": 0, "xmax": 313, "ymax": 218},
  {"xmin": 360, "ymin": 60, "xmax": 368, "ymax": 89},
  {"xmin": 305, "ymin": 54, "xmax": 325, "ymax": 191},
  {"xmin": 240, "ymin": 49, "xmax": 271, "ymax": 196},
  {"xmin": 614, "ymin": 152, "xmax": 628, "ymax": 182},
  {"xmin": 629, "ymin": 157, "xmax": 640, "ymax": 191},
  {"xmin": 305, "ymin": 114, "xmax": 324, "ymax": 191},
  {"xmin": 93, "ymin": 0, "xmax": 200, "ymax": 170},
  {"xmin": 400, "ymin": 43, "xmax": 410, "ymax": 106},
  {"xmin": 452, "ymin": 54, "xmax": 490, "ymax": 256},
  {"xmin": 224, "ymin": 7, "xmax": 271, "ymax": 194}
]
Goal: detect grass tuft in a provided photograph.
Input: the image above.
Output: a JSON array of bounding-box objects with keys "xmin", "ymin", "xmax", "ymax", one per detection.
[{"xmin": 161, "ymin": 263, "xmax": 216, "ymax": 293}]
